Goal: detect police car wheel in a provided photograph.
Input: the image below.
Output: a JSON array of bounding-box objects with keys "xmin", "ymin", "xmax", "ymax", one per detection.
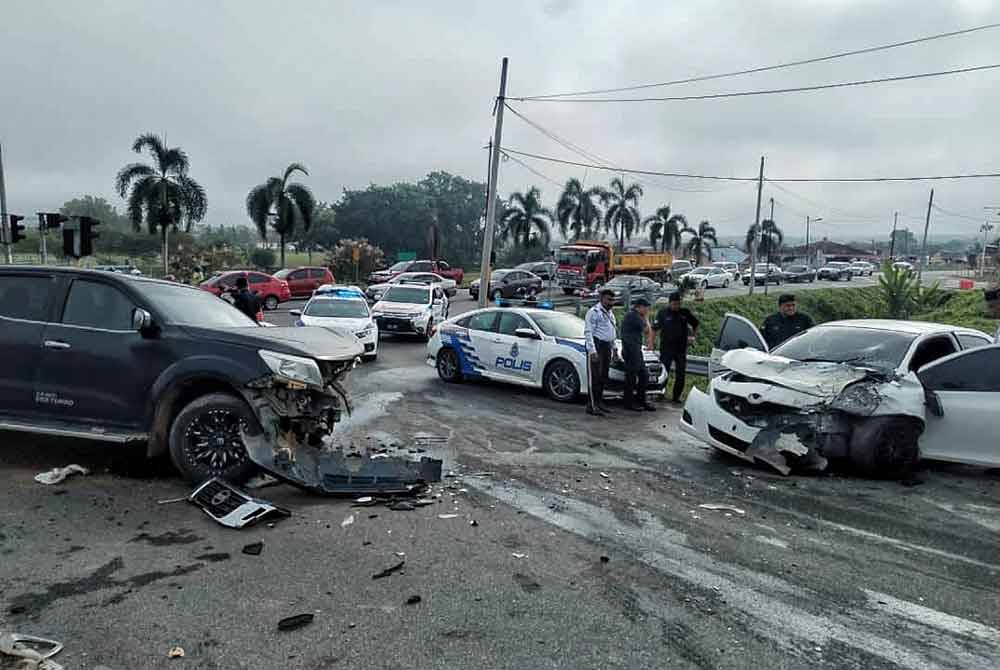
[
  {"xmin": 544, "ymin": 359, "xmax": 579, "ymax": 402},
  {"xmin": 436, "ymin": 347, "xmax": 463, "ymax": 383}
]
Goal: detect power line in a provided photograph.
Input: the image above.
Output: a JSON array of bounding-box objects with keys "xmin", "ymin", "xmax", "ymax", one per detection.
[
  {"xmin": 498, "ymin": 150, "xmax": 565, "ymax": 189},
  {"xmin": 516, "ymin": 22, "xmax": 1000, "ymax": 99},
  {"xmin": 931, "ymin": 203, "xmax": 990, "ymax": 222},
  {"xmin": 511, "ymin": 63, "xmax": 1000, "ymax": 103},
  {"xmin": 500, "ymin": 146, "xmax": 1000, "ymax": 183}
]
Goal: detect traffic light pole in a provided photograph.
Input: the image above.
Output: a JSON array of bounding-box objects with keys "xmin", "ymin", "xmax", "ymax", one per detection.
[
  {"xmin": 0, "ymin": 143, "xmax": 11, "ymax": 264},
  {"xmin": 38, "ymin": 213, "xmax": 48, "ymax": 265}
]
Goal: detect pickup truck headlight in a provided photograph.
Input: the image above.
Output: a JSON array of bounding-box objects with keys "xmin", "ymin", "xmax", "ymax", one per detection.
[{"xmin": 259, "ymin": 350, "xmax": 324, "ymax": 388}]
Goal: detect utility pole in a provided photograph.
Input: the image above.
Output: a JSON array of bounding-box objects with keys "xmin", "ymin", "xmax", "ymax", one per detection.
[
  {"xmin": 748, "ymin": 155, "xmax": 764, "ymax": 296},
  {"xmin": 888, "ymin": 211, "xmax": 898, "ymax": 261},
  {"xmin": 764, "ymin": 197, "xmax": 775, "ymax": 295},
  {"xmin": 479, "ymin": 57, "xmax": 508, "ymax": 308},
  {"xmin": 37, "ymin": 214, "xmax": 47, "ymax": 264},
  {"xmin": 918, "ymin": 189, "xmax": 933, "ymax": 281},
  {"xmin": 0, "ymin": 143, "xmax": 10, "ymax": 264}
]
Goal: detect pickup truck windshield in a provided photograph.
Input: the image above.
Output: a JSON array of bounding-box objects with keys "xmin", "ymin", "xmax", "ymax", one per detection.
[{"xmin": 144, "ymin": 283, "xmax": 258, "ymax": 327}]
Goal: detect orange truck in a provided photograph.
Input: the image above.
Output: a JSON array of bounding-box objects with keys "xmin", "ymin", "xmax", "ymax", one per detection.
[{"xmin": 554, "ymin": 240, "xmax": 673, "ymax": 294}]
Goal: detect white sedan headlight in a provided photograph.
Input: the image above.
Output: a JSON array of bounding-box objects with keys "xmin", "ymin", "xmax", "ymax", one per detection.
[
  {"xmin": 259, "ymin": 350, "xmax": 324, "ymax": 388},
  {"xmin": 356, "ymin": 326, "xmax": 375, "ymax": 338}
]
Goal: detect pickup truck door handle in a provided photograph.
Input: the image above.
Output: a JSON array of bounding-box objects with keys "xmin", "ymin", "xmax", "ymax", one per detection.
[{"xmin": 43, "ymin": 340, "xmax": 71, "ymax": 350}]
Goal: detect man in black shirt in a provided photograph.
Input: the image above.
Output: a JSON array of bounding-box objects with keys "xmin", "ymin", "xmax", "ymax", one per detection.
[
  {"xmin": 761, "ymin": 293, "xmax": 814, "ymax": 348},
  {"xmin": 231, "ymin": 276, "xmax": 262, "ymax": 321},
  {"xmin": 652, "ymin": 292, "xmax": 699, "ymax": 404},
  {"xmin": 621, "ymin": 297, "xmax": 655, "ymax": 411}
]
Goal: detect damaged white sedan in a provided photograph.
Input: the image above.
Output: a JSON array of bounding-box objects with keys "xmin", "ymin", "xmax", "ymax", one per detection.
[{"xmin": 680, "ymin": 315, "xmax": 997, "ymax": 475}]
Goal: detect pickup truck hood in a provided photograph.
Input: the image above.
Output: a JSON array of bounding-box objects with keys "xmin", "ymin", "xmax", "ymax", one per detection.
[{"xmin": 182, "ymin": 325, "xmax": 363, "ymax": 360}]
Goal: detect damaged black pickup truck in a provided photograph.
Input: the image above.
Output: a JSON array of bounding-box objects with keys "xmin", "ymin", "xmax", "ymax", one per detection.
[{"xmin": 0, "ymin": 267, "xmax": 364, "ymax": 485}]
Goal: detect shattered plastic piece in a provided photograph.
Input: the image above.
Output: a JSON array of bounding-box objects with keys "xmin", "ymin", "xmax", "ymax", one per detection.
[
  {"xmin": 0, "ymin": 633, "xmax": 64, "ymax": 668},
  {"xmin": 600, "ymin": 555, "xmax": 610, "ymax": 563},
  {"xmin": 34, "ymin": 465, "xmax": 88, "ymax": 485},
  {"xmin": 437, "ymin": 514, "xmax": 459, "ymax": 519},
  {"xmin": 242, "ymin": 542, "xmax": 264, "ymax": 556},
  {"xmin": 353, "ymin": 496, "xmax": 375, "ymax": 506},
  {"xmin": 341, "ymin": 514, "xmax": 355, "ymax": 528},
  {"xmin": 389, "ymin": 501, "xmax": 415, "ymax": 511},
  {"xmin": 412, "ymin": 499, "xmax": 436, "ymax": 507},
  {"xmin": 405, "ymin": 595, "xmax": 422, "ymax": 605},
  {"xmin": 168, "ymin": 646, "xmax": 185, "ymax": 658},
  {"xmin": 469, "ymin": 519, "xmax": 479, "ymax": 527},
  {"xmin": 599, "ymin": 472, "xmax": 610, "ymax": 479},
  {"xmin": 372, "ymin": 560, "xmax": 406, "ymax": 580},
  {"xmin": 245, "ymin": 473, "xmax": 281, "ymax": 489},
  {"xmin": 698, "ymin": 503, "xmax": 746, "ymax": 515},
  {"xmin": 157, "ymin": 496, "xmax": 188, "ymax": 505},
  {"xmin": 188, "ymin": 478, "xmax": 291, "ymax": 529},
  {"xmin": 511, "ymin": 552, "xmax": 527, "ymax": 559},
  {"xmin": 277, "ymin": 614, "xmax": 314, "ymax": 632}
]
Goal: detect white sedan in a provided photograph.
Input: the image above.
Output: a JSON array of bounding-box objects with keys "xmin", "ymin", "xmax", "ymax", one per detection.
[
  {"xmin": 366, "ymin": 272, "xmax": 457, "ymax": 303},
  {"xmin": 680, "ymin": 314, "xmax": 997, "ymax": 476},
  {"xmin": 426, "ymin": 307, "xmax": 667, "ymax": 402},
  {"xmin": 679, "ymin": 266, "xmax": 734, "ymax": 289},
  {"xmin": 290, "ymin": 288, "xmax": 379, "ymax": 362}
]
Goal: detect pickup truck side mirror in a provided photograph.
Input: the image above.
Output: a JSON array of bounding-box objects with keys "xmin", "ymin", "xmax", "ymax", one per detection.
[{"xmin": 132, "ymin": 308, "xmax": 154, "ymax": 334}]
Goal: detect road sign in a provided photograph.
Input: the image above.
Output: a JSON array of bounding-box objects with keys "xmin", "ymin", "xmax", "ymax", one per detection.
[{"xmin": 397, "ymin": 250, "xmax": 416, "ymax": 262}]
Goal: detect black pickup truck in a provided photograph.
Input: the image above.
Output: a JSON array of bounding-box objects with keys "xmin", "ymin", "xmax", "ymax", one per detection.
[{"xmin": 0, "ymin": 267, "xmax": 362, "ymax": 483}]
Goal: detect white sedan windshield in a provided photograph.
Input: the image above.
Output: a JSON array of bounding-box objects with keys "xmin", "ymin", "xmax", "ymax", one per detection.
[{"xmin": 772, "ymin": 326, "xmax": 916, "ymax": 372}]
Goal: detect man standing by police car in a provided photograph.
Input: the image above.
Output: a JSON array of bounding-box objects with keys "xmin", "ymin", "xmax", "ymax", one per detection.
[
  {"xmin": 762, "ymin": 293, "xmax": 814, "ymax": 348},
  {"xmin": 622, "ymin": 297, "xmax": 656, "ymax": 411},
  {"xmin": 231, "ymin": 276, "xmax": 262, "ymax": 321},
  {"xmin": 584, "ymin": 288, "xmax": 616, "ymax": 416},
  {"xmin": 653, "ymin": 292, "xmax": 699, "ymax": 405}
]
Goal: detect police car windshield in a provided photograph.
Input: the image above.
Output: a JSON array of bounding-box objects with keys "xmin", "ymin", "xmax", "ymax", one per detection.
[
  {"xmin": 143, "ymin": 283, "xmax": 258, "ymax": 327},
  {"xmin": 771, "ymin": 326, "xmax": 915, "ymax": 372},
  {"xmin": 382, "ymin": 286, "xmax": 430, "ymax": 304},
  {"xmin": 531, "ymin": 312, "xmax": 586, "ymax": 339},
  {"xmin": 304, "ymin": 299, "xmax": 369, "ymax": 318}
]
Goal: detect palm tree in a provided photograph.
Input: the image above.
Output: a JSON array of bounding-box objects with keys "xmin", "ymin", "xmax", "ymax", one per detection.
[
  {"xmin": 556, "ymin": 178, "xmax": 603, "ymax": 240},
  {"xmin": 115, "ymin": 133, "xmax": 207, "ymax": 274},
  {"xmin": 745, "ymin": 218, "xmax": 783, "ymax": 266},
  {"xmin": 602, "ymin": 177, "xmax": 644, "ymax": 249},
  {"xmin": 500, "ymin": 187, "xmax": 553, "ymax": 248},
  {"xmin": 644, "ymin": 205, "xmax": 687, "ymax": 253},
  {"xmin": 683, "ymin": 220, "xmax": 719, "ymax": 265},
  {"xmin": 246, "ymin": 163, "xmax": 317, "ymax": 268}
]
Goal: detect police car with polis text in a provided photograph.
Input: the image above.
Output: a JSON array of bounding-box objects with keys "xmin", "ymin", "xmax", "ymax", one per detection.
[
  {"xmin": 426, "ymin": 307, "xmax": 667, "ymax": 402},
  {"xmin": 290, "ymin": 286, "xmax": 379, "ymax": 361}
]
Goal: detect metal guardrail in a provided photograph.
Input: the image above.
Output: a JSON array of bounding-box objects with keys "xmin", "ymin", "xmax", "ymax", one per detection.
[{"xmin": 687, "ymin": 355, "xmax": 709, "ymax": 377}]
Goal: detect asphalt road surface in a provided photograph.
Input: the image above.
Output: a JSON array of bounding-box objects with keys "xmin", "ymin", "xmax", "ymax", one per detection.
[{"xmin": 2, "ymin": 272, "xmax": 998, "ymax": 669}]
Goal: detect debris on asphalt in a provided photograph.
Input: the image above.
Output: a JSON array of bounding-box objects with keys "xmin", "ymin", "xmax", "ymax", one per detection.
[
  {"xmin": 188, "ymin": 478, "xmax": 291, "ymax": 529},
  {"xmin": 34, "ymin": 464, "xmax": 88, "ymax": 485},
  {"xmin": 0, "ymin": 632, "xmax": 64, "ymax": 668},
  {"xmin": 167, "ymin": 646, "xmax": 185, "ymax": 658},
  {"xmin": 511, "ymin": 552, "xmax": 527, "ymax": 559},
  {"xmin": 599, "ymin": 472, "xmax": 610, "ymax": 479},
  {"xmin": 413, "ymin": 498, "xmax": 436, "ymax": 507},
  {"xmin": 372, "ymin": 560, "xmax": 406, "ymax": 580},
  {"xmin": 195, "ymin": 552, "xmax": 231, "ymax": 562},
  {"xmin": 600, "ymin": 555, "xmax": 610, "ymax": 563},
  {"xmin": 156, "ymin": 496, "xmax": 188, "ymax": 505},
  {"xmin": 437, "ymin": 514, "xmax": 459, "ymax": 519},
  {"xmin": 389, "ymin": 501, "xmax": 415, "ymax": 511},
  {"xmin": 405, "ymin": 595, "xmax": 422, "ymax": 605},
  {"xmin": 277, "ymin": 614, "xmax": 314, "ymax": 632},
  {"xmin": 245, "ymin": 473, "xmax": 281, "ymax": 490},
  {"xmin": 469, "ymin": 519, "xmax": 479, "ymax": 527},
  {"xmin": 353, "ymin": 496, "xmax": 375, "ymax": 506},
  {"xmin": 242, "ymin": 541, "xmax": 264, "ymax": 556},
  {"xmin": 698, "ymin": 503, "xmax": 746, "ymax": 515},
  {"xmin": 341, "ymin": 513, "xmax": 355, "ymax": 528}
]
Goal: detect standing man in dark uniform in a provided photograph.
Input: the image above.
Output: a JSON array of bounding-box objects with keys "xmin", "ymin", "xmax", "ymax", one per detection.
[
  {"xmin": 761, "ymin": 294, "xmax": 814, "ymax": 348},
  {"xmin": 652, "ymin": 292, "xmax": 699, "ymax": 404},
  {"xmin": 231, "ymin": 276, "xmax": 262, "ymax": 321},
  {"xmin": 621, "ymin": 297, "xmax": 656, "ymax": 411},
  {"xmin": 584, "ymin": 288, "xmax": 617, "ymax": 416}
]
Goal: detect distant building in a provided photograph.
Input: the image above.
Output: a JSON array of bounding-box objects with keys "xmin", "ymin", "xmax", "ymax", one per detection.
[
  {"xmin": 780, "ymin": 239, "xmax": 877, "ymax": 267},
  {"xmin": 712, "ymin": 245, "xmax": 748, "ymax": 264}
]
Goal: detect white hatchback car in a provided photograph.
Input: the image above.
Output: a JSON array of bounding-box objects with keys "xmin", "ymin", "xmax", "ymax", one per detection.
[
  {"xmin": 426, "ymin": 307, "xmax": 667, "ymax": 402},
  {"xmin": 290, "ymin": 288, "xmax": 379, "ymax": 361},
  {"xmin": 681, "ymin": 315, "xmax": 997, "ymax": 475}
]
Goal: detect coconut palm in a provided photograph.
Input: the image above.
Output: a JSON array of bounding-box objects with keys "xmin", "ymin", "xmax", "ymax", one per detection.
[
  {"xmin": 246, "ymin": 163, "xmax": 317, "ymax": 268},
  {"xmin": 500, "ymin": 187, "xmax": 553, "ymax": 248},
  {"xmin": 644, "ymin": 205, "xmax": 687, "ymax": 253},
  {"xmin": 602, "ymin": 177, "xmax": 644, "ymax": 248},
  {"xmin": 115, "ymin": 133, "xmax": 207, "ymax": 274},
  {"xmin": 556, "ymin": 178, "xmax": 603, "ymax": 240},
  {"xmin": 683, "ymin": 220, "xmax": 719, "ymax": 265},
  {"xmin": 745, "ymin": 219, "xmax": 783, "ymax": 266}
]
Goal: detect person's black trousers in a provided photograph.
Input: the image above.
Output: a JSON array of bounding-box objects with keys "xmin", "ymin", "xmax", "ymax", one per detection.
[
  {"xmin": 661, "ymin": 347, "xmax": 687, "ymax": 402},
  {"xmin": 622, "ymin": 344, "xmax": 648, "ymax": 407},
  {"xmin": 587, "ymin": 339, "xmax": 613, "ymax": 410}
]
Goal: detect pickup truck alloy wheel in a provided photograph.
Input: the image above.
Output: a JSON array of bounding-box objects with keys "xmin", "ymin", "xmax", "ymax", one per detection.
[
  {"xmin": 169, "ymin": 393, "xmax": 258, "ymax": 483},
  {"xmin": 544, "ymin": 360, "xmax": 579, "ymax": 402},
  {"xmin": 264, "ymin": 295, "xmax": 279, "ymax": 310}
]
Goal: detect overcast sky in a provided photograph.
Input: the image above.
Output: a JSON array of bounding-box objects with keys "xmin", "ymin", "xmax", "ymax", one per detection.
[{"xmin": 3, "ymin": 0, "xmax": 999, "ymax": 243}]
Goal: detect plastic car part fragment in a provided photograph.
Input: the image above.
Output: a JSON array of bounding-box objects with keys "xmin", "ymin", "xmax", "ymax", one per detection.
[
  {"xmin": 0, "ymin": 632, "xmax": 64, "ymax": 669},
  {"xmin": 188, "ymin": 478, "xmax": 291, "ymax": 528}
]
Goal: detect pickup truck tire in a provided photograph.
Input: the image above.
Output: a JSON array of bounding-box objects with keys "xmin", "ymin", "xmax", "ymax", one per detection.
[
  {"xmin": 168, "ymin": 393, "xmax": 259, "ymax": 483},
  {"xmin": 264, "ymin": 295, "xmax": 279, "ymax": 310}
]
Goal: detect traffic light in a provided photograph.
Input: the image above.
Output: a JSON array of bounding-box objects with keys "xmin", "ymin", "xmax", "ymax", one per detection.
[
  {"xmin": 62, "ymin": 227, "xmax": 77, "ymax": 258},
  {"xmin": 78, "ymin": 216, "xmax": 100, "ymax": 256},
  {"xmin": 42, "ymin": 213, "xmax": 69, "ymax": 232},
  {"xmin": 8, "ymin": 214, "xmax": 25, "ymax": 243}
]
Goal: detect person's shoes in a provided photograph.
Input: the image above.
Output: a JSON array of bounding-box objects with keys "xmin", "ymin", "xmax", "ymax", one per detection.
[
  {"xmin": 642, "ymin": 402, "xmax": 657, "ymax": 412},
  {"xmin": 586, "ymin": 407, "xmax": 605, "ymax": 417},
  {"xmin": 670, "ymin": 398, "xmax": 683, "ymax": 406},
  {"xmin": 598, "ymin": 403, "xmax": 614, "ymax": 414},
  {"xmin": 626, "ymin": 404, "xmax": 644, "ymax": 412}
]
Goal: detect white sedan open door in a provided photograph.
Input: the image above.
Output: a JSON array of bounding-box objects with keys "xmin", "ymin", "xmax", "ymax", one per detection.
[
  {"xmin": 917, "ymin": 344, "xmax": 1000, "ymax": 468},
  {"xmin": 709, "ymin": 313, "xmax": 769, "ymax": 378}
]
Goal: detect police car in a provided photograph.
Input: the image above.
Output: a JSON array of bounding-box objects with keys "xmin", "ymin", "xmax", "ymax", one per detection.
[
  {"xmin": 290, "ymin": 286, "xmax": 379, "ymax": 361},
  {"xmin": 426, "ymin": 307, "xmax": 668, "ymax": 402},
  {"xmin": 370, "ymin": 283, "xmax": 449, "ymax": 341}
]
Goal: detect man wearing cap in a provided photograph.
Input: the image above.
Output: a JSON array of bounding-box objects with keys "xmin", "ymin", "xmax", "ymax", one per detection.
[
  {"xmin": 621, "ymin": 297, "xmax": 656, "ymax": 411},
  {"xmin": 584, "ymin": 288, "xmax": 617, "ymax": 416},
  {"xmin": 652, "ymin": 292, "xmax": 700, "ymax": 404},
  {"xmin": 762, "ymin": 293, "xmax": 814, "ymax": 348}
]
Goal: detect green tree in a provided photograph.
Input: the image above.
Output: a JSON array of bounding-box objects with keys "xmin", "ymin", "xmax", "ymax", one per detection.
[
  {"xmin": 115, "ymin": 133, "xmax": 208, "ymax": 274},
  {"xmin": 59, "ymin": 195, "xmax": 131, "ymax": 231},
  {"xmin": 878, "ymin": 262, "xmax": 921, "ymax": 318},
  {"xmin": 325, "ymin": 238, "xmax": 385, "ymax": 283},
  {"xmin": 683, "ymin": 220, "xmax": 718, "ymax": 264},
  {"xmin": 249, "ymin": 247, "xmax": 277, "ymax": 269},
  {"xmin": 289, "ymin": 202, "xmax": 339, "ymax": 263},
  {"xmin": 556, "ymin": 178, "xmax": 603, "ymax": 240},
  {"xmin": 746, "ymin": 219, "xmax": 783, "ymax": 264},
  {"xmin": 419, "ymin": 171, "xmax": 489, "ymax": 265},
  {"xmin": 500, "ymin": 187, "xmax": 553, "ymax": 249},
  {"xmin": 246, "ymin": 163, "xmax": 316, "ymax": 268},
  {"xmin": 601, "ymin": 177, "xmax": 644, "ymax": 249},
  {"xmin": 644, "ymin": 205, "xmax": 687, "ymax": 253}
]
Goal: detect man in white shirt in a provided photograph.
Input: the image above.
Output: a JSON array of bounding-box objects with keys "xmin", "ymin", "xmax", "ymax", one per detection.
[{"xmin": 584, "ymin": 288, "xmax": 617, "ymax": 416}]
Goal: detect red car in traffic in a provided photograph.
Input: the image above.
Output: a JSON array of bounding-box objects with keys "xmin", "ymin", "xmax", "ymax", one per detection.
[
  {"xmin": 199, "ymin": 270, "xmax": 291, "ymax": 310},
  {"xmin": 274, "ymin": 267, "xmax": 335, "ymax": 298}
]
